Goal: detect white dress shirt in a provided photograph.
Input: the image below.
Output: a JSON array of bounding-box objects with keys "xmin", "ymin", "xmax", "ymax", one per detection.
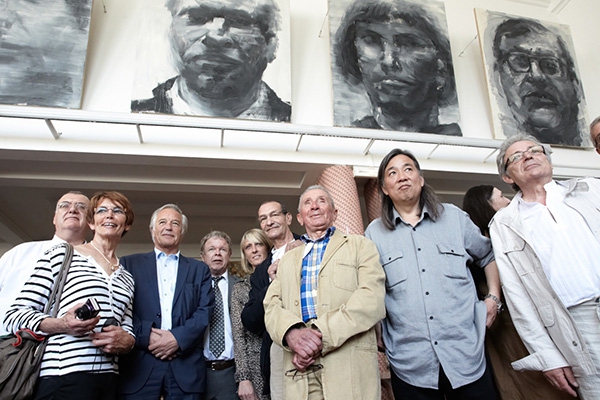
[{"xmin": 155, "ymin": 249, "xmax": 179, "ymax": 330}]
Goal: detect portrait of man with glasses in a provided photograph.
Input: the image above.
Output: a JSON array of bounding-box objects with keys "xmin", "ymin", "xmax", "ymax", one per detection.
[{"xmin": 476, "ymin": 10, "xmax": 590, "ymax": 147}]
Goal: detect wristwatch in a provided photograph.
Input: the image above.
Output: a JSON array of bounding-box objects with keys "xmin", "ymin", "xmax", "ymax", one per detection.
[{"xmin": 484, "ymin": 293, "xmax": 504, "ymax": 313}]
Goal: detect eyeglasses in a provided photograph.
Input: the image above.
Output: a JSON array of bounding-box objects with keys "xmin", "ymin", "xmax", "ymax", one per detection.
[
  {"xmin": 57, "ymin": 201, "xmax": 87, "ymax": 211},
  {"xmin": 504, "ymin": 52, "xmax": 563, "ymax": 77},
  {"xmin": 505, "ymin": 145, "xmax": 545, "ymax": 168},
  {"xmin": 95, "ymin": 206, "xmax": 126, "ymax": 216},
  {"xmin": 258, "ymin": 210, "xmax": 284, "ymax": 224},
  {"xmin": 206, "ymin": 247, "xmax": 229, "ymax": 255}
]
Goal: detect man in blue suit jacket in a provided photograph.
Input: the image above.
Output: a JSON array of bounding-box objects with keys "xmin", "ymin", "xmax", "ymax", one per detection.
[{"xmin": 119, "ymin": 204, "xmax": 214, "ymax": 400}]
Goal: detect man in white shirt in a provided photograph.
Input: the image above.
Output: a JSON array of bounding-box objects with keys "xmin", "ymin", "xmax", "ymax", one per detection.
[
  {"xmin": 0, "ymin": 191, "xmax": 89, "ymax": 335},
  {"xmin": 201, "ymin": 230, "xmax": 241, "ymax": 400},
  {"xmin": 490, "ymin": 133, "xmax": 600, "ymax": 400}
]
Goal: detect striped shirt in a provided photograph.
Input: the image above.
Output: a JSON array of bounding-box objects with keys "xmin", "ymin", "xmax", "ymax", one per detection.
[
  {"xmin": 3, "ymin": 244, "xmax": 135, "ymax": 377},
  {"xmin": 300, "ymin": 227, "xmax": 335, "ymax": 322}
]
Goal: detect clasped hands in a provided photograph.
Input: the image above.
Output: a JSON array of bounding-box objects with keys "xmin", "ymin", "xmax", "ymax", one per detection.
[
  {"xmin": 147, "ymin": 327, "xmax": 179, "ymax": 360},
  {"xmin": 285, "ymin": 327, "xmax": 323, "ymax": 372}
]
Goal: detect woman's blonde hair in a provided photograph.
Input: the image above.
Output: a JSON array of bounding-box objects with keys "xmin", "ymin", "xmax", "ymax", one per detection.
[{"xmin": 239, "ymin": 229, "xmax": 273, "ymax": 277}]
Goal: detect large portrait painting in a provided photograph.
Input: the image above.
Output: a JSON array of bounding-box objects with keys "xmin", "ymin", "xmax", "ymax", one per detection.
[
  {"xmin": 329, "ymin": 0, "xmax": 462, "ymax": 136},
  {"xmin": 0, "ymin": 0, "xmax": 93, "ymax": 108},
  {"xmin": 131, "ymin": 0, "xmax": 292, "ymax": 123},
  {"xmin": 475, "ymin": 9, "xmax": 590, "ymax": 147}
]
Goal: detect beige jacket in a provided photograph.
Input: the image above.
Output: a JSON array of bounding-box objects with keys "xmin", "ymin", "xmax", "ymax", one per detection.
[
  {"xmin": 264, "ymin": 230, "xmax": 386, "ymax": 400},
  {"xmin": 490, "ymin": 178, "xmax": 599, "ymax": 376}
]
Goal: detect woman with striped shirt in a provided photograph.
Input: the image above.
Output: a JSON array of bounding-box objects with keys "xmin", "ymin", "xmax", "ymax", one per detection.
[{"xmin": 4, "ymin": 191, "xmax": 136, "ymax": 400}]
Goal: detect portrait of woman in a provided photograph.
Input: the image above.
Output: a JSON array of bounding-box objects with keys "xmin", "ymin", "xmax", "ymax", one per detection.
[{"xmin": 331, "ymin": 0, "xmax": 462, "ymax": 135}]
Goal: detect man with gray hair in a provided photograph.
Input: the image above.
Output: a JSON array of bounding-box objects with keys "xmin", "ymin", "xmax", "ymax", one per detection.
[
  {"xmin": 264, "ymin": 185, "xmax": 385, "ymax": 399},
  {"xmin": 131, "ymin": 0, "xmax": 291, "ymax": 122},
  {"xmin": 119, "ymin": 204, "xmax": 214, "ymax": 399},
  {"xmin": 490, "ymin": 134, "xmax": 600, "ymax": 399},
  {"xmin": 589, "ymin": 116, "xmax": 600, "ymax": 154},
  {"xmin": 0, "ymin": 191, "xmax": 90, "ymax": 336}
]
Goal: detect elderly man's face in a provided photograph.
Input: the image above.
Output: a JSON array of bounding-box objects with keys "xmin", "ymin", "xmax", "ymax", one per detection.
[
  {"xmin": 497, "ymin": 30, "xmax": 579, "ymax": 135},
  {"xmin": 297, "ymin": 189, "xmax": 337, "ymax": 237},
  {"xmin": 502, "ymin": 140, "xmax": 553, "ymax": 188},
  {"xmin": 169, "ymin": 0, "xmax": 276, "ymax": 101},
  {"xmin": 354, "ymin": 18, "xmax": 442, "ymax": 113}
]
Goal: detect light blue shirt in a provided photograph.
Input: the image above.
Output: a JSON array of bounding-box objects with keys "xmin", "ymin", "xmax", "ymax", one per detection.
[
  {"xmin": 155, "ymin": 249, "xmax": 179, "ymax": 330},
  {"xmin": 365, "ymin": 203, "xmax": 494, "ymax": 390}
]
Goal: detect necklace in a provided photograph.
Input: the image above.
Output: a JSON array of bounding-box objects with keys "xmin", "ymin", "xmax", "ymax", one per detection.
[{"xmin": 90, "ymin": 241, "xmax": 120, "ymax": 272}]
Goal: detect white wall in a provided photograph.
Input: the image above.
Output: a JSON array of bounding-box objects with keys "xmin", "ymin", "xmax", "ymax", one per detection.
[{"xmin": 82, "ymin": 0, "xmax": 600, "ymax": 148}]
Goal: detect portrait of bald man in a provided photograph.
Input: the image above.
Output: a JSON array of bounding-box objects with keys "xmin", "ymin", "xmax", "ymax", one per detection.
[{"xmin": 131, "ymin": 0, "xmax": 292, "ymax": 122}]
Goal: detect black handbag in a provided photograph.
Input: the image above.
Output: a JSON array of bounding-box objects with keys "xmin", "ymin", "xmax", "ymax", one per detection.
[{"xmin": 0, "ymin": 243, "xmax": 74, "ymax": 400}]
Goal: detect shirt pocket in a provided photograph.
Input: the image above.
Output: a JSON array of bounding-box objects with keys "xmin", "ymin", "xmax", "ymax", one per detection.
[
  {"xmin": 502, "ymin": 239, "xmax": 535, "ymax": 275},
  {"xmin": 381, "ymin": 249, "xmax": 406, "ymax": 289},
  {"xmin": 436, "ymin": 243, "xmax": 467, "ymax": 279},
  {"xmin": 333, "ymin": 261, "xmax": 358, "ymax": 292}
]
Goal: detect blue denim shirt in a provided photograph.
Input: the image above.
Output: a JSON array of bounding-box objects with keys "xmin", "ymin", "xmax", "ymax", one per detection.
[{"xmin": 365, "ymin": 203, "xmax": 494, "ymax": 389}]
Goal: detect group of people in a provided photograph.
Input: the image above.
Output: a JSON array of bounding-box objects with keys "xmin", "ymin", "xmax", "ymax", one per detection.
[{"xmin": 0, "ymin": 131, "xmax": 599, "ymax": 400}]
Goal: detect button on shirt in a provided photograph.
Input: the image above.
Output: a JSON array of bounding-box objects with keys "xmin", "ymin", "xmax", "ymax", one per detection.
[
  {"xmin": 155, "ymin": 249, "xmax": 179, "ymax": 330},
  {"xmin": 365, "ymin": 204, "xmax": 495, "ymax": 390}
]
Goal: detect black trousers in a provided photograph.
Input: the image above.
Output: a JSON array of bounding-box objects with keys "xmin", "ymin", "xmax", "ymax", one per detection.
[
  {"xmin": 391, "ymin": 363, "xmax": 499, "ymax": 400},
  {"xmin": 34, "ymin": 371, "xmax": 117, "ymax": 400}
]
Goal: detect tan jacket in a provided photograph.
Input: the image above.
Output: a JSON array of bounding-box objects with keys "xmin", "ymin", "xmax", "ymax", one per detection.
[
  {"xmin": 264, "ymin": 230, "xmax": 386, "ymax": 400},
  {"xmin": 490, "ymin": 178, "xmax": 599, "ymax": 376}
]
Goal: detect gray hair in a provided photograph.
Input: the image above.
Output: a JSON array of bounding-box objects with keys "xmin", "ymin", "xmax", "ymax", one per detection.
[
  {"xmin": 496, "ymin": 134, "xmax": 553, "ymax": 191},
  {"xmin": 149, "ymin": 203, "xmax": 188, "ymax": 235},
  {"xmin": 590, "ymin": 115, "xmax": 600, "ymax": 132},
  {"xmin": 297, "ymin": 185, "xmax": 336, "ymax": 212},
  {"xmin": 200, "ymin": 230, "xmax": 233, "ymax": 256}
]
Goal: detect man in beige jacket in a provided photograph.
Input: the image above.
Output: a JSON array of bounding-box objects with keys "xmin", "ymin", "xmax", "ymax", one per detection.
[{"xmin": 264, "ymin": 185, "xmax": 386, "ymax": 400}]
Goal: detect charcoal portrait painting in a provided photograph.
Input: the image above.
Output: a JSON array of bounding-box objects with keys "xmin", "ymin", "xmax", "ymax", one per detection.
[
  {"xmin": 476, "ymin": 9, "xmax": 590, "ymax": 147},
  {"xmin": 131, "ymin": 0, "xmax": 292, "ymax": 123},
  {"xmin": 329, "ymin": 0, "xmax": 462, "ymax": 136},
  {"xmin": 0, "ymin": 0, "xmax": 93, "ymax": 108}
]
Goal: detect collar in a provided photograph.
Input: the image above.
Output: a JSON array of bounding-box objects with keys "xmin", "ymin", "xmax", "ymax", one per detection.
[
  {"xmin": 154, "ymin": 248, "xmax": 180, "ymax": 260},
  {"xmin": 393, "ymin": 205, "xmax": 429, "ymax": 226},
  {"xmin": 301, "ymin": 227, "xmax": 336, "ymax": 243}
]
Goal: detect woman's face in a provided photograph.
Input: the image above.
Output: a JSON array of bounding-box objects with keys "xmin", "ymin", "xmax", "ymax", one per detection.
[
  {"xmin": 90, "ymin": 198, "xmax": 130, "ymax": 239},
  {"xmin": 489, "ymin": 187, "xmax": 511, "ymax": 211},
  {"xmin": 243, "ymin": 240, "xmax": 268, "ymax": 268},
  {"xmin": 354, "ymin": 18, "xmax": 442, "ymax": 113}
]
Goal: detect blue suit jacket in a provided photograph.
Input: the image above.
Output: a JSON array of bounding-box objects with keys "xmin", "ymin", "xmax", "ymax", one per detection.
[{"xmin": 119, "ymin": 252, "xmax": 214, "ymax": 394}]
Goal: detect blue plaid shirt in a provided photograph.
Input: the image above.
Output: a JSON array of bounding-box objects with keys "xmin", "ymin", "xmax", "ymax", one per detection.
[{"xmin": 300, "ymin": 227, "xmax": 335, "ymax": 322}]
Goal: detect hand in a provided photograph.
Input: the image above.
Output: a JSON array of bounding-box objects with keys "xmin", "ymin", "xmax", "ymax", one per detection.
[
  {"xmin": 543, "ymin": 367, "xmax": 579, "ymax": 397},
  {"xmin": 39, "ymin": 303, "xmax": 100, "ymax": 336},
  {"xmin": 148, "ymin": 328, "xmax": 179, "ymax": 360},
  {"xmin": 284, "ymin": 240, "xmax": 303, "ymax": 253},
  {"xmin": 267, "ymin": 260, "xmax": 279, "ymax": 281},
  {"xmin": 285, "ymin": 327, "xmax": 322, "ymax": 363},
  {"xmin": 483, "ymin": 298, "xmax": 498, "ymax": 328},
  {"xmin": 90, "ymin": 325, "xmax": 135, "ymax": 355},
  {"xmin": 292, "ymin": 352, "xmax": 317, "ymax": 372},
  {"xmin": 237, "ymin": 380, "xmax": 257, "ymax": 400}
]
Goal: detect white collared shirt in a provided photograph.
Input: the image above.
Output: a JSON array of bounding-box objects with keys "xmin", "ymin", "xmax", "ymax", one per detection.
[
  {"xmin": 518, "ymin": 180, "xmax": 600, "ymax": 307},
  {"xmin": 203, "ymin": 270, "xmax": 235, "ymax": 361},
  {"xmin": 155, "ymin": 248, "xmax": 179, "ymax": 330},
  {"xmin": 0, "ymin": 235, "xmax": 65, "ymax": 335}
]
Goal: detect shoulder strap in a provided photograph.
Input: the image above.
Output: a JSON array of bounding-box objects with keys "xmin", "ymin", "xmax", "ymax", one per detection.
[{"xmin": 43, "ymin": 243, "xmax": 74, "ymax": 318}]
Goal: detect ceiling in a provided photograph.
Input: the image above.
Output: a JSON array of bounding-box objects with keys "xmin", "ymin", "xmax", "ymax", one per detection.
[
  {"xmin": 0, "ymin": 108, "xmax": 513, "ymax": 259},
  {"xmin": 0, "ymin": 104, "xmax": 595, "ymax": 260}
]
